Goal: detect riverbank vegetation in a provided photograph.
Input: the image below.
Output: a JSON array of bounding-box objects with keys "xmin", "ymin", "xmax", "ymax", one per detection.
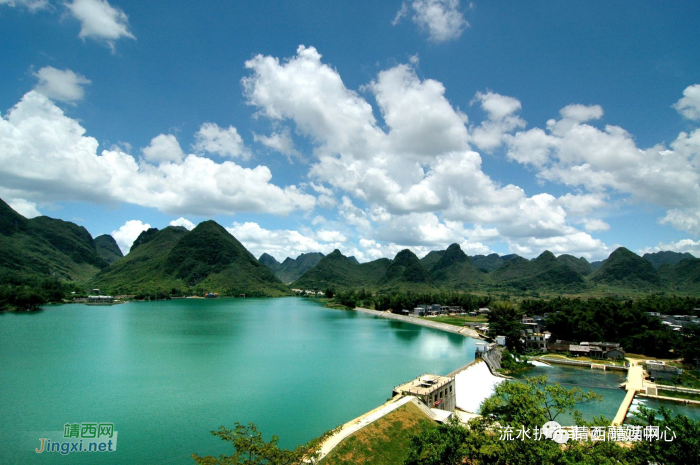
[
  {"xmin": 0, "ymin": 277, "xmax": 83, "ymax": 311},
  {"xmin": 191, "ymin": 423, "xmax": 336, "ymax": 465},
  {"xmin": 498, "ymin": 349, "xmax": 532, "ymax": 375},
  {"xmin": 330, "ymin": 289, "xmax": 492, "ymax": 313}
]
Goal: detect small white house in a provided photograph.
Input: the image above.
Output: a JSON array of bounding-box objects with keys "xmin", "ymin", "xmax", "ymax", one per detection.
[{"xmin": 496, "ymin": 335, "xmax": 506, "ymax": 346}]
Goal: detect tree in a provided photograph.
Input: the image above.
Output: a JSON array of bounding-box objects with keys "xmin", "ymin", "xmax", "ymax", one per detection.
[
  {"xmin": 404, "ymin": 376, "xmax": 616, "ymax": 465},
  {"xmin": 486, "ymin": 301, "xmax": 525, "ymax": 352},
  {"xmin": 627, "ymin": 405, "xmax": 700, "ymax": 464},
  {"xmin": 192, "ymin": 423, "xmax": 336, "ymax": 465},
  {"xmin": 480, "ymin": 375, "xmax": 601, "ymax": 426}
]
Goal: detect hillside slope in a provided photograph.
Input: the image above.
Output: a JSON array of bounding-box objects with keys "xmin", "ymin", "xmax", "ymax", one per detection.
[
  {"xmin": 429, "ymin": 244, "xmax": 488, "ymax": 289},
  {"xmin": 292, "ymin": 250, "xmax": 391, "ymax": 290},
  {"xmin": 94, "ymin": 234, "xmax": 123, "ymax": 264},
  {"xmin": 590, "ymin": 247, "xmax": 661, "ymax": 289},
  {"xmin": 0, "ymin": 198, "xmax": 108, "ymax": 283}
]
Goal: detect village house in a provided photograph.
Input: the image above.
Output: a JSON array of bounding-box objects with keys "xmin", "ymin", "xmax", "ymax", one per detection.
[
  {"xmin": 546, "ymin": 340, "xmax": 624, "ymax": 360},
  {"xmin": 525, "ymin": 333, "xmax": 547, "ymax": 351}
]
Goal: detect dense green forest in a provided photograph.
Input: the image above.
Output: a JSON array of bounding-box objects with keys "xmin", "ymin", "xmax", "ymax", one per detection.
[{"xmin": 331, "ymin": 288, "xmax": 492, "ymax": 312}]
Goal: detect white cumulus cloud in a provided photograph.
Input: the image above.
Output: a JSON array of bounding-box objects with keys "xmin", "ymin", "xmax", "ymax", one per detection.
[
  {"xmin": 253, "ymin": 127, "xmax": 301, "ymax": 161},
  {"xmin": 673, "ymin": 84, "xmax": 700, "ymax": 121},
  {"xmin": 7, "ymin": 198, "xmax": 41, "ymax": 218},
  {"xmin": 242, "ymin": 46, "xmax": 615, "ymax": 259},
  {"xmin": 394, "ymin": 0, "xmax": 468, "ymax": 43},
  {"xmin": 0, "ymin": 90, "xmax": 316, "ymax": 217},
  {"xmin": 66, "ymin": 0, "xmax": 135, "ymax": 50},
  {"xmin": 193, "ymin": 122, "xmax": 250, "ymax": 159},
  {"xmin": 33, "ymin": 66, "xmax": 91, "ymax": 104},
  {"xmin": 111, "ymin": 219, "xmax": 150, "ymax": 255},
  {"xmin": 141, "ymin": 134, "xmax": 185, "ymax": 163},
  {"xmin": 169, "ymin": 217, "xmax": 195, "ymax": 231}
]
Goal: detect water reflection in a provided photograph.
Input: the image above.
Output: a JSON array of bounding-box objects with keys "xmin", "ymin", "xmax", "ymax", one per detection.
[{"xmin": 389, "ymin": 320, "xmax": 423, "ymax": 343}]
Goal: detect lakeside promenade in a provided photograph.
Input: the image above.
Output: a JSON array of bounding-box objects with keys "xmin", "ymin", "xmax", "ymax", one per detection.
[{"xmin": 354, "ymin": 307, "xmax": 481, "ymax": 339}]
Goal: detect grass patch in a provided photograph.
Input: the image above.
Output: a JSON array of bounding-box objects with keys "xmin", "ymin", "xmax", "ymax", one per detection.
[
  {"xmin": 325, "ymin": 302, "xmax": 354, "ymax": 310},
  {"xmin": 656, "ymin": 369, "xmax": 700, "ymax": 389},
  {"xmin": 538, "ymin": 353, "xmax": 626, "ymax": 366},
  {"xmin": 319, "ymin": 402, "xmax": 435, "ymax": 465},
  {"xmin": 419, "ymin": 315, "xmax": 487, "ymax": 326}
]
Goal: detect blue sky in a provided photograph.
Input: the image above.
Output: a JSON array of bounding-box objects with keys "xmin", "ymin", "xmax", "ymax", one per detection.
[{"xmin": 1, "ymin": 0, "xmax": 699, "ymax": 262}]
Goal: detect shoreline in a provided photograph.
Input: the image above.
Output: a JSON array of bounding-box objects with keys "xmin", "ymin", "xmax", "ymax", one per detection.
[{"xmin": 353, "ymin": 307, "xmax": 482, "ymax": 339}]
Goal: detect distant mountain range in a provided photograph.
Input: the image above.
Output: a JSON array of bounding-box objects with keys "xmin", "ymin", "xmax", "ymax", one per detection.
[
  {"xmin": 284, "ymin": 244, "xmax": 700, "ymax": 294},
  {"xmin": 258, "ymin": 252, "xmax": 324, "ymax": 284},
  {"xmin": 1, "ymin": 197, "xmax": 699, "ymax": 296}
]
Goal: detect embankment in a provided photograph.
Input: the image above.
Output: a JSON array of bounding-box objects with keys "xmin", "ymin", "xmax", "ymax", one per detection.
[{"xmin": 354, "ymin": 307, "xmax": 481, "ymax": 339}]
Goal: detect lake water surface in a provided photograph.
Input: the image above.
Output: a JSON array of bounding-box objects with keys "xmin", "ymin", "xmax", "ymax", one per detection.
[{"xmin": 0, "ymin": 298, "xmax": 475, "ymax": 464}]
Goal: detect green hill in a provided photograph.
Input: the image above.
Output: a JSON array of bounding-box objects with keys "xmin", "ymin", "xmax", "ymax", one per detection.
[
  {"xmin": 643, "ymin": 251, "xmax": 695, "ymax": 268},
  {"xmin": 470, "ymin": 253, "xmax": 505, "ymax": 273},
  {"xmin": 277, "ymin": 253, "xmax": 325, "ymax": 284},
  {"xmin": 658, "ymin": 257, "xmax": 700, "ymax": 291},
  {"xmin": 590, "ymin": 247, "xmax": 661, "ymax": 289},
  {"xmin": 162, "ymin": 221, "xmax": 290, "ymax": 294},
  {"xmin": 378, "ymin": 249, "xmax": 434, "ymax": 290},
  {"xmin": 0, "ymin": 198, "xmax": 108, "ymax": 283},
  {"xmin": 259, "ymin": 252, "xmax": 325, "ymax": 283},
  {"xmin": 292, "ymin": 250, "xmax": 391, "ymax": 290},
  {"xmin": 429, "ymin": 244, "xmax": 488, "ymax": 289},
  {"xmin": 258, "ymin": 253, "xmax": 281, "ymax": 278},
  {"xmin": 420, "ymin": 250, "xmax": 445, "ymax": 269},
  {"xmin": 556, "ymin": 254, "xmax": 593, "ymax": 276},
  {"xmin": 490, "ymin": 251, "xmax": 584, "ymax": 289},
  {"xmin": 91, "ymin": 221, "xmax": 290, "ymax": 296},
  {"xmin": 94, "ymin": 234, "xmax": 123, "ymax": 264},
  {"xmin": 89, "ymin": 226, "xmax": 190, "ymax": 293}
]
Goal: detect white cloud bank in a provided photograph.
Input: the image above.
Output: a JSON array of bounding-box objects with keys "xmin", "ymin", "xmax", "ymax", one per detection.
[
  {"xmin": 242, "ymin": 45, "xmax": 613, "ymax": 259},
  {"xmin": 506, "ymin": 89, "xmax": 700, "ymax": 235},
  {"xmin": 0, "ymin": 90, "xmax": 316, "ymax": 217}
]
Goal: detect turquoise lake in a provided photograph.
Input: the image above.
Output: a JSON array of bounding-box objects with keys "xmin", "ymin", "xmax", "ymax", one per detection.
[
  {"xmin": 3, "ymin": 298, "xmax": 698, "ymax": 464},
  {"xmin": 0, "ymin": 297, "xmax": 476, "ymax": 464}
]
